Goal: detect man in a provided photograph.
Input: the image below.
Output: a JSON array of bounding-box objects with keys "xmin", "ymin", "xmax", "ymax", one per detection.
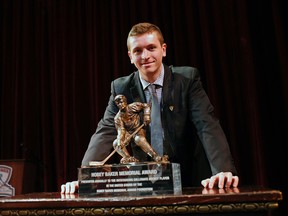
[{"xmin": 61, "ymin": 22, "xmax": 239, "ymax": 194}]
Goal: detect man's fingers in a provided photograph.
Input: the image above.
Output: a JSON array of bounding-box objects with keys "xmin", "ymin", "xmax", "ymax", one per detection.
[
  {"xmin": 232, "ymin": 176, "xmax": 239, "ymax": 187},
  {"xmin": 61, "ymin": 181, "xmax": 79, "ymax": 194},
  {"xmin": 61, "ymin": 184, "xmax": 65, "ymax": 193},
  {"xmin": 201, "ymin": 172, "xmax": 239, "ymax": 189},
  {"xmin": 208, "ymin": 175, "xmax": 217, "ymax": 188},
  {"xmin": 218, "ymin": 172, "xmax": 225, "ymax": 189},
  {"xmin": 70, "ymin": 182, "xmax": 76, "ymax": 194},
  {"xmin": 69, "ymin": 181, "xmax": 79, "ymax": 194},
  {"xmin": 224, "ymin": 172, "xmax": 233, "ymax": 188},
  {"xmin": 201, "ymin": 178, "xmax": 209, "ymax": 188},
  {"xmin": 65, "ymin": 182, "xmax": 72, "ymax": 193}
]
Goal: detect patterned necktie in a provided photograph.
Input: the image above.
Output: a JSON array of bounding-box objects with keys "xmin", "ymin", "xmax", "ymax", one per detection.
[{"xmin": 149, "ymin": 84, "xmax": 163, "ymax": 156}]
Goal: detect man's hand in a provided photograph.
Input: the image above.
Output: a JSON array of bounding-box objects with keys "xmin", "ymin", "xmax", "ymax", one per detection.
[
  {"xmin": 61, "ymin": 181, "xmax": 79, "ymax": 194},
  {"xmin": 201, "ymin": 172, "xmax": 239, "ymax": 189}
]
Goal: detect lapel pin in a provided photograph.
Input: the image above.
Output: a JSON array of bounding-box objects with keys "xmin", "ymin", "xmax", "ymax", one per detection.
[{"xmin": 169, "ymin": 106, "xmax": 174, "ymax": 111}]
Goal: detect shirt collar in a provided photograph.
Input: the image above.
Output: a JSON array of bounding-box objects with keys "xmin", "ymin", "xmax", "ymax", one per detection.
[{"xmin": 139, "ymin": 64, "xmax": 165, "ymax": 90}]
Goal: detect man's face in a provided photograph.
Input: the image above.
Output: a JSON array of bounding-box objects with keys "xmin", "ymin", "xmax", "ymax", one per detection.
[
  {"xmin": 128, "ymin": 31, "xmax": 166, "ymax": 78},
  {"xmin": 116, "ymin": 98, "xmax": 127, "ymax": 110}
]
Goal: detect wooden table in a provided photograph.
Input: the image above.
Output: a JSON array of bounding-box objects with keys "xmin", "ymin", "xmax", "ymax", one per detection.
[{"xmin": 0, "ymin": 186, "xmax": 282, "ymax": 215}]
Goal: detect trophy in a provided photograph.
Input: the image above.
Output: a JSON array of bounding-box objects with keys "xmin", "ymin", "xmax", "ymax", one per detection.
[{"xmin": 78, "ymin": 95, "xmax": 182, "ymax": 196}]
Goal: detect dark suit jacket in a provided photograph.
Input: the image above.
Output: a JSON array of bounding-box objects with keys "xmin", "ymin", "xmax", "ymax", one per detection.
[{"xmin": 82, "ymin": 64, "xmax": 237, "ymax": 187}]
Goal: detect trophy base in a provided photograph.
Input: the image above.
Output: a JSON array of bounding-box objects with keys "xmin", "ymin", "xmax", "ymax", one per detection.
[{"xmin": 78, "ymin": 162, "xmax": 182, "ymax": 196}]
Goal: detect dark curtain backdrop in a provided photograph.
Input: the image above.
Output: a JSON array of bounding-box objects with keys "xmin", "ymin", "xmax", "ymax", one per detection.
[{"xmin": 0, "ymin": 0, "xmax": 287, "ymax": 212}]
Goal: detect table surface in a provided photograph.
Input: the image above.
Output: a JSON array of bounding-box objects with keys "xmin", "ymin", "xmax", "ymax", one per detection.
[
  {"xmin": 0, "ymin": 186, "xmax": 282, "ymax": 209},
  {"xmin": 0, "ymin": 186, "xmax": 283, "ymax": 216}
]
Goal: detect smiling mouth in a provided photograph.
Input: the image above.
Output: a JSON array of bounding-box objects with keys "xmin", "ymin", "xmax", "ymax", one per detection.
[{"xmin": 142, "ymin": 62, "xmax": 154, "ymax": 67}]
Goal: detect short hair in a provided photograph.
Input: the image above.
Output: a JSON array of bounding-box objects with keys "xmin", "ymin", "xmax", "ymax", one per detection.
[
  {"xmin": 114, "ymin": 95, "xmax": 126, "ymax": 104},
  {"xmin": 127, "ymin": 22, "xmax": 165, "ymax": 50}
]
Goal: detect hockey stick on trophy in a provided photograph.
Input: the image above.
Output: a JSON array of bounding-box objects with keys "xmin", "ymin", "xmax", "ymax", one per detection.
[{"xmin": 88, "ymin": 124, "xmax": 145, "ymax": 166}]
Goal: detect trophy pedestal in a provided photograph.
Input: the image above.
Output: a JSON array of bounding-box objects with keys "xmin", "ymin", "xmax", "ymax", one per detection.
[{"xmin": 78, "ymin": 162, "xmax": 182, "ymax": 196}]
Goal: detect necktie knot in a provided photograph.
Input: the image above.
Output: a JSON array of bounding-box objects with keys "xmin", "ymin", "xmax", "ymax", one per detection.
[
  {"xmin": 148, "ymin": 84, "xmax": 160, "ymax": 104},
  {"xmin": 150, "ymin": 83, "xmax": 157, "ymax": 93}
]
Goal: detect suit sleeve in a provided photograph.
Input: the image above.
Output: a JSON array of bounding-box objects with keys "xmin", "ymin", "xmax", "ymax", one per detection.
[
  {"xmin": 189, "ymin": 69, "xmax": 237, "ymax": 175},
  {"xmin": 81, "ymin": 82, "xmax": 118, "ymax": 166}
]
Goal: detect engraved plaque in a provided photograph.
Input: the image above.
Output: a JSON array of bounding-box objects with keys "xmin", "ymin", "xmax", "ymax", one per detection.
[{"xmin": 78, "ymin": 162, "xmax": 182, "ymax": 196}]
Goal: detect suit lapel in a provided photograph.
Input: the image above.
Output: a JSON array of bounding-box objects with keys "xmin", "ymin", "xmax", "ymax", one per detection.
[
  {"xmin": 162, "ymin": 65, "xmax": 176, "ymax": 158},
  {"xmin": 129, "ymin": 71, "xmax": 146, "ymax": 103},
  {"xmin": 162, "ymin": 65, "xmax": 174, "ymax": 109}
]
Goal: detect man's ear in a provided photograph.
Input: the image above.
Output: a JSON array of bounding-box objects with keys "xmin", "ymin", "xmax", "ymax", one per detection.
[
  {"xmin": 162, "ymin": 43, "xmax": 167, "ymax": 57},
  {"xmin": 128, "ymin": 51, "xmax": 133, "ymax": 64}
]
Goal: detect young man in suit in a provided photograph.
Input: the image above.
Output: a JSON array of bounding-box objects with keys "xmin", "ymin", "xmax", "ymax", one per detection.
[{"xmin": 61, "ymin": 22, "xmax": 239, "ymax": 194}]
